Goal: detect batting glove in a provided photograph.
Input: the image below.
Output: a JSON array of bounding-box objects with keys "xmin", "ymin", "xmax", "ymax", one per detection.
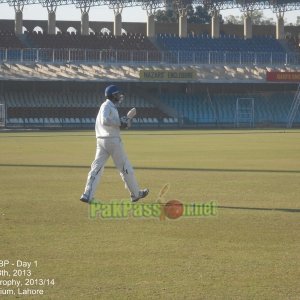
[{"xmin": 120, "ymin": 116, "xmax": 129, "ymax": 129}]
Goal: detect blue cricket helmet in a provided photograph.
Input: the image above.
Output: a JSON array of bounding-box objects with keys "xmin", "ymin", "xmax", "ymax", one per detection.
[{"xmin": 105, "ymin": 85, "xmax": 121, "ymax": 97}]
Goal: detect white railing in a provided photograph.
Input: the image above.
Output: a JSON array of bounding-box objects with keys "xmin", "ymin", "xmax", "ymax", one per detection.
[{"xmin": 0, "ymin": 48, "xmax": 300, "ymax": 66}]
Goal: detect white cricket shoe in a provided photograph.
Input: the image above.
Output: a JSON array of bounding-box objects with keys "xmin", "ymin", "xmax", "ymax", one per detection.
[
  {"xmin": 80, "ymin": 194, "xmax": 90, "ymax": 204},
  {"xmin": 131, "ymin": 189, "xmax": 149, "ymax": 202}
]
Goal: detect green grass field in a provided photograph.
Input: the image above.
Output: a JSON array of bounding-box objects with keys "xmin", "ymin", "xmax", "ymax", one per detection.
[{"xmin": 0, "ymin": 129, "xmax": 300, "ymax": 299}]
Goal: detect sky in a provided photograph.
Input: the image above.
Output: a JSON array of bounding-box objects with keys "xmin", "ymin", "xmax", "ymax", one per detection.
[{"xmin": 0, "ymin": 4, "xmax": 298, "ymax": 25}]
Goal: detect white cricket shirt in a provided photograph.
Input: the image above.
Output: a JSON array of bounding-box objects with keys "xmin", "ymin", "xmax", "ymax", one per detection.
[{"xmin": 95, "ymin": 99, "xmax": 121, "ymax": 138}]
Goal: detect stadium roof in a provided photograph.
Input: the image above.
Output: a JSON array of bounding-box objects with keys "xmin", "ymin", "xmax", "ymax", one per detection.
[{"xmin": 0, "ymin": 0, "xmax": 300, "ymax": 12}]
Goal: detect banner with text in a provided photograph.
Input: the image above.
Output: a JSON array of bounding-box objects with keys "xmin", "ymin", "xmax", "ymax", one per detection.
[
  {"xmin": 266, "ymin": 72, "xmax": 300, "ymax": 82},
  {"xmin": 140, "ymin": 70, "xmax": 197, "ymax": 81}
]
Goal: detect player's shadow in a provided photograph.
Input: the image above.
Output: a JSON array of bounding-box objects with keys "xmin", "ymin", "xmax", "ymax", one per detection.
[{"xmin": 217, "ymin": 205, "xmax": 300, "ymax": 213}]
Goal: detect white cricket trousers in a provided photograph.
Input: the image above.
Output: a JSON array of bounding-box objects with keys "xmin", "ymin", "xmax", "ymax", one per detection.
[{"xmin": 83, "ymin": 137, "xmax": 140, "ymax": 200}]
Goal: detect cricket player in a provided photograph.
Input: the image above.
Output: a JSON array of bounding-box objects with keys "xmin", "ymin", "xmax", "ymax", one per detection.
[{"xmin": 80, "ymin": 85, "xmax": 149, "ymax": 203}]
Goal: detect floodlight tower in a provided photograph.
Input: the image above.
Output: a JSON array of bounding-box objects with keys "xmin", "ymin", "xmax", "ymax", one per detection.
[
  {"xmin": 202, "ymin": 0, "xmax": 222, "ymax": 39},
  {"xmin": 8, "ymin": 0, "xmax": 25, "ymax": 35},
  {"xmin": 238, "ymin": 0, "xmax": 256, "ymax": 39},
  {"xmin": 109, "ymin": 1, "xmax": 122, "ymax": 36},
  {"xmin": 275, "ymin": 7, "xmax": 285, "ymax": 40},
  {"xmin": 39, "ymin": 0, "xmax": 60, "ymax": 34},
  {"xmin": 271, "ymin": 1, "xmax": 287, "ymax": 40},
  {"xmin": 243, "ymin": 7, "xmax": 253, "ymax": 40},
  {"xmin": 108, "ymin": 0, "xmax": 136, "ymax": 36},
  {"xmin": 203, "ymin": 1, "xmax": 242, "ymax": 39},
  {"xmin": 272, "ymin": 1, "xmax": 300, "ymax": 39},
  {"xmin": 211, "ymin": 5, "xmax": 220, "ymax": 39},
  {"xmin": 174, "ymin": 0, "xmax": 193, "ymax": 37},
  {"xmin": 73, "ymin": 0, "xmax": 92, "ymax": 35},
  {"xmin": 141, "ymin": 0, "xmax": 165, "ymax": 37},
  {"xmin": 237, "ymin": 0, "xmax": 270, "ymax": 39}
]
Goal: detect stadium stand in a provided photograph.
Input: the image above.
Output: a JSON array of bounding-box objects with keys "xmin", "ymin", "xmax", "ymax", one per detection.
[
  {"xmin": 4, "ymin": 86, "xmax": 300, "ymax": 128},
  {"xmin": 154, "ymin": 35, "xmax": 300, "ymax": 65},
  {"xmin": 157, "ymin": 35, "xmax": 288, "ymax": 53},
  {"xmin": 0, "ymin": 31, "xmax": 24, "ymax": 48},
  {"xmin": 1, "ymin": 16, "xmax": 300, "ymax": 128},
  {"xmin": 160, "ymin": 93, "xmax": 216, "ymax": 124},
  {"xmin": 14, "ymin": 32, "xmax": 157, "ymax": 51},
  {"xmin": 4, "ymin": 90, "xmax": 171, "ymax": 127},
  {"xmin": 159, "ymin": 91, "xmax": 300, "ymax": 126},
  {"xmin": 17, "ymin": 31, "xmax": 290, "ymax": 55},
  {"xmin": 286, "ymin": 36, "xmax": 300, "ymax": 53}
]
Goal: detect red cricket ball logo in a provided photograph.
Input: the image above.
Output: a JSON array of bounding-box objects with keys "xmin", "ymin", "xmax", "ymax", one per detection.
[
  {"xmin": 164, "ymin": 199, "xmax": 184, "ymax": 219},
  {"xmin": 157, "ymin": 183, "xmax": 183, "ymax": 221}
]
